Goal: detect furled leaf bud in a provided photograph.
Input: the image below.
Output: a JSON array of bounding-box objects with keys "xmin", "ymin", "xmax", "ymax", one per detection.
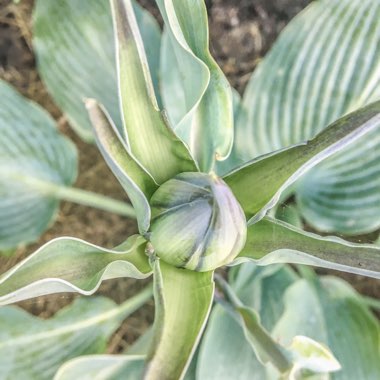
[{"xmin": 149, "ymin": 172, "xmax": 247, "ymax": 271}]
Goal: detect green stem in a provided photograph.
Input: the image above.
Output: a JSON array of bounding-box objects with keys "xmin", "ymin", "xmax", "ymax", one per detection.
[
  {"xmin": 53, "ymin": 185, "xmax": 136, "ymax": 218},
  {"xmin": 10, "ymin": 173, "xmax": 136, "ymax": 218}
]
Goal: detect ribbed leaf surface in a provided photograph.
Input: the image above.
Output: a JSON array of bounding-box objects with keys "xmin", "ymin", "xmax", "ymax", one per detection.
[
  {"xmin": 234, "ymin": 0, "xmax": 380, "ymax": 234},
  {"xmin": 0, "ymin": 81, "xmax": 77, "ymax": 250},
  {"xmin": 0, "ymin": 292, "xmax": 151, "ymax": 380},
  {"xmin": 296, "ymin": 128, "xmax": 380, "ymax": 233},
  {"xmin": 272, "ymin": 276, "xmax": 380, "ymax": 380},
  {"xmin": 33, "ymin": 0, "xmax": 160, "ymax": 141}
]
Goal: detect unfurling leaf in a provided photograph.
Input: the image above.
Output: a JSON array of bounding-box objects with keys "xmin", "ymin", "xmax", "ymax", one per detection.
[
  {"xmin": 272, "ymin": 276, "xmax": 380, "ymax": 380},
  {"xmin": 158, "ymin": 0, "xmax": 233, "ymax": 172},
  {"xmin": 287, "ymin": 336, "xmax": 341, "ymax": 379}
]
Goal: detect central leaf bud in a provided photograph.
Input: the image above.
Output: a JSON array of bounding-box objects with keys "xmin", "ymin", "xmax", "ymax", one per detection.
[{"xmin": 149, "ymin": 172, "xmax": 247, "ymax": 271}]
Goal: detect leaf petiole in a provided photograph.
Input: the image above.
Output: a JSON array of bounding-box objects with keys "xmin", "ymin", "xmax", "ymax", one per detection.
[{"xmin": 5, "ymin": 172, "xmax": 136, "ymax": 218}]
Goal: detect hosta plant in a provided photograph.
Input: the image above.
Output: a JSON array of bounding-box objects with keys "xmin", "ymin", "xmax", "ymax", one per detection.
[
  {"xmin": 33, "ymin": 0, "xmax": 380, "ymax": 237},
  {"xmin": 1, "ymin": 0, "xmax": 380, "ymax": 379}
]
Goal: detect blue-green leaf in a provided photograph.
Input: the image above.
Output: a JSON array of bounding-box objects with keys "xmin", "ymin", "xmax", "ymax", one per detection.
[
  {"xmin": 0, "ymin": 80, "xmax": 77, "ymax": 251},
  {"xmin": 234, "ymin": 0, "xmax": 380, "ymax": 234},
  {"xmin": 197, "ymin": 265, "xmax": 297, "ymax": 379},
  {"xmin": 272, "ymin": 276, "xmax": 380, "ymax": 379},
  {"xmin": 55, "ymin": 355, "xmax": 145, "ymax": 380},
  {"xmin": 295, "ymin": 128, "xmax": 380, "ymax": 234},
  {"xmin": 0, "ymin": 289, "xmax": 151, "ymax": 380}
]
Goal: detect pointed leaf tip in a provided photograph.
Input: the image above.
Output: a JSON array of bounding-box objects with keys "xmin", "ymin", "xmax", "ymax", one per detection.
[
  {"xmin": 34, "ymin": 0, "xmax": 162, "ymax": 141},
  {"xmin": 86, "ymin": 99, "xmax": 156, "ymax": 234}
]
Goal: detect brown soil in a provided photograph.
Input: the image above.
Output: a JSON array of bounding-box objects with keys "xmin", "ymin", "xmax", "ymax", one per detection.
[{"xmin": 0, "ymin": 0, "xmax": 378, "ymax": 352}]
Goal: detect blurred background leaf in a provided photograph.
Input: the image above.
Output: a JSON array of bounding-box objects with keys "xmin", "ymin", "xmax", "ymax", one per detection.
[
  {"xmin": 0, "ymin": 80, "xmax": 77, "ymax": 251},
  {"xmin": 198, "ymin": 264, "xmax": 380, "ymax": 379},
  {"xmin": 0, "ymin": 288, "xmax": 151, "ymax": 380},
  {"xmin": 231, "ymin": 0, "xmax": 380, "ymax": 235}
]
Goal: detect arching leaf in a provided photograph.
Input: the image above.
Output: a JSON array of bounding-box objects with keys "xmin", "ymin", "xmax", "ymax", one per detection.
[
  {"xmin": 237, "ymin": 217, "xmax": 380, "ymax": 279},
  {"xmin": 224, "ymin": 102, "xmax": 380, "ymax": 223},
  {"xmin": 144, "ymin": 260, "xmax": 214, "ymax": 380},
  {"xmin": 86, "ymin": 100, "xmax": 157, "ymax": 234},
  {"xmin": 0, "ymin": 235, "xmax": 151, "ymax": 305}
]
